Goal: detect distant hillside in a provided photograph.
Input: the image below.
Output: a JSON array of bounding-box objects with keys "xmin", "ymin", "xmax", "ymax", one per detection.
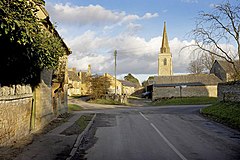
[{"xmin": 124, "ymin": 73, "xmax": 140, "ymax": 87}]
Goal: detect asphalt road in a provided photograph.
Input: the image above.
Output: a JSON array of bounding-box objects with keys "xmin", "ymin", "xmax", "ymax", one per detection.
[{"xmin": 76, "ymin": 105, "xmax": 240, "ymax": 160}]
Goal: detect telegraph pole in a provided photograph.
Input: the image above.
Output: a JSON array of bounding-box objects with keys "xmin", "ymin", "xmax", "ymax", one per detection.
[{"xmin": 114, "ymin": 50, "xmax": 117, "ymax": 95}]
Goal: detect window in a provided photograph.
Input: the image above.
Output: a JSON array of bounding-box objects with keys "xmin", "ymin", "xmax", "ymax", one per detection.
[{"xmin": 164, "ymin": 58, "xmax": 167, "ymax": 65}]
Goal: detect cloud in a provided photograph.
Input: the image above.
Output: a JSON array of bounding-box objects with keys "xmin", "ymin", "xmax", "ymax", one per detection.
[
  {"xmin": 68, "ymin": 54, "xmax": 111, "ymax": 73},
  {"xmin": 209, "ymin": 3, "xmax": 220, "ymax": 8},
  {"xmin": 46, "ymin": 3, "xmax": 158, "ymax": 26},
  {"xmin": 126, "ymin": 23, "xmax": 142, "ymax": 35},
  {"xmin": 127, "ymin": 23, "xmax": 142, "ymax": 30},
  {"xmin": 142, "ymin": 13, "xmax": 159, "ymax": 19},
  {"xmin": 66, "ymin": 30, "xmax": 238, "ymax": 79},
  {"xmin": 46, "ymin": 3, "xmax": 120, "ymax": 25},
  {"xmin": 66, "ymin": 30, "xmax": 199, "ymax": 75}
]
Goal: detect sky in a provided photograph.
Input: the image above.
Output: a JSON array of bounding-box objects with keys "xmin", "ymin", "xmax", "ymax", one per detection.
[{"xmin": 45, "ymin": 0, "xmax": 238, "ymax": 82}]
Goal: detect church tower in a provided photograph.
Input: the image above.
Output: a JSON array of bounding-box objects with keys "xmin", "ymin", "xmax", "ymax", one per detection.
[{"xmin": 158, "ymin": 22, "xmax": 173, "ymax": 76}]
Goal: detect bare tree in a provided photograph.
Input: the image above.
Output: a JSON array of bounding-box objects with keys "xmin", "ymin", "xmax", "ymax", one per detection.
[
  {"xmin": 201, "ymin": 53, "xmax": 217, "ymax": 72},
  {"xmin": 188, "ymin": 53, "xmax": 216, "ymax": 73},
  {"xmin": 188, "ymin": 57, "xmax": 205, "ymax": 74},
  {"xmin": 186, "ymin": 1, "xmax": 240, "ymax": 79}
]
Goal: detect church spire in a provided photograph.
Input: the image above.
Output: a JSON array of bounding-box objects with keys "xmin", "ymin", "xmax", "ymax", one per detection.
[
  {"xmin": 160, "ymin": 22, "xmax": 170, "ymax": 53},
  {"xmin": 158, "ymin": 22, "xmax": 172, "ymax": 76}
]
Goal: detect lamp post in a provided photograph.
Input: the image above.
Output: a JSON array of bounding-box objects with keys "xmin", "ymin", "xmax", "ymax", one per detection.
[{"xmin": 114, "ymin": 50, "xmax": 117, "ymax": 95}]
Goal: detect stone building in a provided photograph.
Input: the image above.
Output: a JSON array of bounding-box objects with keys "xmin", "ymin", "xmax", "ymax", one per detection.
[
  {"xmin": 119, "ymin": 80, "xmax": 136, "ymax": 96},
  {"xmin": 67, "ymin": 65, "xmax": 92, "ymax": 96},
  {"xmin": 151, "ymin": 74, "xmax": 222, "ymax": 100},
  {"xmin": 68, "ymin": 68, "xmax": 81, "ymax": 96},
  {"xmin": 78, "ymin": 65, "xmax": 92, "ymax": 95},
  {"xmin": 158, "ymin": 22, "xmax": 173, "ymax": 76},
  {"xmin": 150, "ymin": 22, "xmax": 222, "ymax": 100},
  {"xmin": 210, "ymin": 60, "xmax": 240, "ymax": 82}
]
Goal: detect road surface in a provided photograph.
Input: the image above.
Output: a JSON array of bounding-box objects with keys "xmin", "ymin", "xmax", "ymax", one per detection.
[{"xmin": 74, "ymin": 105, "xmax": 240, "ymax": 160}]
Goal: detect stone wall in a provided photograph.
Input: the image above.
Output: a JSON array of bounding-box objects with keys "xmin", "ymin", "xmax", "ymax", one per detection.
[
  {"xmin": 218, "ymin": 81, "xmax": 240, "ymax": 102},
  {"xmin": 0, "ymin": 67, "xmax": 69, "ymax": 146},
  {"xmin": 52, "ymin": 84, "xmax": 68, "ymax": 116},
  {"xmin": 122, "ymin": 86, "xmax": 135, "ymax": 96},
  {"xmin": 34, "ymin": 80, "xmax": 54, "ymax": 131},
  {"xmin": 152, "ymin": 85, "xmax": 217, "ymax": 100},
  {"xmin": 0, "ymin": 85, "xmax": 32, "ymax": 146},
  {"xmin": 34, "ymin": 69, "xmax": 55, "ymax": 131}
]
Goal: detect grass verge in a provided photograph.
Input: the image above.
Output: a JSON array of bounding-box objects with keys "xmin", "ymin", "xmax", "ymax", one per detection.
[
  {"xmin": 61, "ymin": 114, "xmax": 94, "ymax": 136},
  {"xmin": 89, "ymin": 98, "xmax": 123, "ymax": 105},
  {"xmin": 201, "ymin": 102, "xmax": 240, "ymax": 130},
  {"xmin": 128, "ymin": 96, "xmax": 143, "ymax": 100},
  {"xmin": 151, "ymin": 97, "xmax": 217, "ymax": 106},
  {"xmin": 68, "ymin": 104, "xmax": 84, "ymax": 111}
]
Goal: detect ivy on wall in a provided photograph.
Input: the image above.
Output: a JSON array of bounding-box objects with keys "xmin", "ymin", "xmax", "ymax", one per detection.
[{"xmin": 0, "ymin": 0, "xmax": 65, "ymax": 85}]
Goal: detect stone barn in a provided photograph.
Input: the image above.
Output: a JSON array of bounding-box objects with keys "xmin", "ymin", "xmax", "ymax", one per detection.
[{"xmin": 151, "ymin": 74, "xmax": 222, "ymax": 100}]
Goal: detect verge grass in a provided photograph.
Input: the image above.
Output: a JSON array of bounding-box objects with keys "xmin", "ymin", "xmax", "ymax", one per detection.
[
  {"xmin": 61, "ymin": 114, "xmax": 94, "ymax": 135},
  {"xmin": 68, "ymin": 104, "xmax": 84, "ymax": 111},
  {"xmin": 201, "ymin": 102, "xmax": 240, "ymax": 130},
  {"xmin": 75, "ymin": 114, "xmax": 93, "ymax": 132},
  {"xmin": 89, "ymin": 98, "xmax": 123, "ymax": 105},
  {"xmin": 151, "ymin": 97, "xmax": 217, "ymax": 106},
  {"xmin": 128, "ymin": 96, "xmax": 143, "ymax": 100}
]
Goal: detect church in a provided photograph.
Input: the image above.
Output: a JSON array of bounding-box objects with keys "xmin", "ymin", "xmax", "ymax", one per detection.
[{"xmin": 149, "ymin": 22, "xmax": 222, "ymax": 100}]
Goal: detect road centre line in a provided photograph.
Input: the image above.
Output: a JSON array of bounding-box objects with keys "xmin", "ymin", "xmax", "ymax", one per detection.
[
  {"xmin": 139, "ymin": 112, "xmax": 187, "ymax": 160},
  {"xmin": 139, "ymin": 112, "xmax": 149, "ymax": 121},
  {"xmin": 150, "ymin": 123, "xmax": 188, "ymax": 160}
]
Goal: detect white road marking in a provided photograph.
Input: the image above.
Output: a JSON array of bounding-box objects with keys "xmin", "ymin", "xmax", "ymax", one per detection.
[
  {"xmin": 150, "ymin": 123, "xmax": 188, "ymax": 160},
  {"xmin": 139, "ymin": 112, "xmax": 187, "ymax": 160},
  {"xmin": 139, "ymin": 112, "xmax": 149, "ymax": 121}
]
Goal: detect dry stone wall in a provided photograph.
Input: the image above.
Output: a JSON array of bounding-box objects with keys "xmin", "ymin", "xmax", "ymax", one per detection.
[
  {"xmin": 218, "ymin": 81, "xmax": 240, "ymax": 102},
  {"xmin": 0, "ymin": 85, "xmax": 32, "ymax": 146},
  {"xmin": 0, "ymin": 69, "xmax": 69, "ymax": 146}
]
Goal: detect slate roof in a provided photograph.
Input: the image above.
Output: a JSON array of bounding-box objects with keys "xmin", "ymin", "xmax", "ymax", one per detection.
[
  {"xmin": 153, "ymin": 74, "xmax": 222, "ymax": 85},
  {"xmin": 68, "ymin": 71, "xmax": 81, "ymax": 81},
  {"xmin": 119, "ymin": 80, "xmax": 137, "ymax": 87}
]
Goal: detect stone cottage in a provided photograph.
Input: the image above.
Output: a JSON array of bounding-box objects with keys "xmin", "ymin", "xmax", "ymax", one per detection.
[
  {"xmin": 0, "ymin": 3, "xmax": 71, "ymax": 146},
  {"xmin": 68, "ymin": 68, "xmax": 81, "ymax": 96},
  {"xmin": 78, "ymin": 65, "xmax": 92, "ymax": 95},
  {"xmin": 210, "ymin": 60, "xmax": 240, "ymax": 82},
  {"xmin": 119, "ymin": 80, "xmax": 137, "ymax": 96}
]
